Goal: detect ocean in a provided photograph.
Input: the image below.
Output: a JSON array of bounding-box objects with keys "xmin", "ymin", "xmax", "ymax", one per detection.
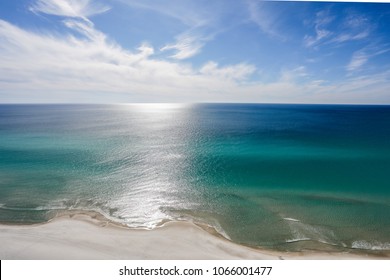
[{"xmin": 0, "ymin": 104, "xmax": 389, "ymax": 254}]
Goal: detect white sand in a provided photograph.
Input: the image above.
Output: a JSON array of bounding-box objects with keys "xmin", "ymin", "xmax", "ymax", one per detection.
[{"xmin": 0, "ymin": 213, "xmax": 382, "ymax": 260}]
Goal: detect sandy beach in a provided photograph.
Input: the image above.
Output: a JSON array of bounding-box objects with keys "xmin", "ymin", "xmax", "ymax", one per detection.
[{"xmin": 0, "ymin": 211, "xmax": 384, "ymax": 260}]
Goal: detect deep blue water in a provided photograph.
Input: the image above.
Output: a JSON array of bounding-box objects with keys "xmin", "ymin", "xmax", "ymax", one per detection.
[{"xmin": 0, "ymin": 104, "xmax": 389, "ymax": 253}]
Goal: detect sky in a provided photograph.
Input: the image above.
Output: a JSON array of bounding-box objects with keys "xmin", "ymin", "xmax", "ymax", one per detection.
[{"xmin": 0, "ymin": 0, "xmax": 389, "ymax": 104}]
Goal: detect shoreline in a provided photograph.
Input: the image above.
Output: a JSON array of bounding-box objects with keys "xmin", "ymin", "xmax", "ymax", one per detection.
[{"xmin": 0, "ymin": 210, "xmax": 387, "ymax": 260}]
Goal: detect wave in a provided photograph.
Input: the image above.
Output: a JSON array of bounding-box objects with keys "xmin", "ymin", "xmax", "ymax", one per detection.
[
  {"xmin": 0, "ymin": 201, "xmax": 129, "ymax": 227},
  {"xmin": 284, "ymin": 217, "xmax": 340, "ymax": 247},
  {"xmin": 0, "ymin": 199, "xmax": 110, "ymax": 213},
  {"xmin": 283, "ymin": 217, "xmax": 390, "ymax": 251},
  {"xmin": 0, "ymin": 205, "xmax": 67, "ymax": 211},
  {"xmin": 283, "ymin": 217, "xmax": 300, "ymax": 222},
  {"xmin": 352, "ymin": 240, "xmax": 390, "ymax": 251},
  {"xmin": 286, "ymin": 237, "xmax": 311, "ymax": 243}
]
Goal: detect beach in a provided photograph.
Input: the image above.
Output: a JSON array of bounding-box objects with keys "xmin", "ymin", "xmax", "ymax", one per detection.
[{"xmin": 0, "ymin": 211, "xmax": 384, "ymax": 260}]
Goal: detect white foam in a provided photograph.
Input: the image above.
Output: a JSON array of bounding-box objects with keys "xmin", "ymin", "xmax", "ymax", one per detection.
[
  {"xmin": 283, "ymin": 217, "xmax": 300, "ymax": 222},
  {"xmin": 35, "ymin": 205, "xmax": 67, "ymax": 211},
  {"xmin": 352, "ymin": 240, "xmax": 390, "ymax": 251},
  {"xmin": 286, "ymin": 219, "xmax": 340, "ymax": 247},
  {"xmin": 0, "ymin": 205, "xmax": 50, "ymax": 211},
  {"xmin": 286, "ymin": 237, "xmax": 311, "ymax": 243}
]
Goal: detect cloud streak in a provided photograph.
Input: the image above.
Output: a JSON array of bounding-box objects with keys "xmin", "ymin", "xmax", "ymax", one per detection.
[
  {"xmin": 346, "ymin": 50, "xmax": 369, "ymax": 72},
  {"xmin": 200, "ymin": 61, "xmax": 256, "ymax": 81},
  {"xmin": 114, "ymin": 0, "xmax": 210, "ymax": 28},
  {"xmin": 332, "ymin": 13, "xmax": 371, "ymax": 43},
  {"xmin": 247, "ymin": 0, "xmax": 286, "ymax": 40},
  {"xmin": 30, "ymin": 0, "xmax": 110, "ymax": 20},
  {"xmin": 346, "ymin": 45, "xmax": 390, "ymax": 74},
  {"xmin": 116, "ymin": 0, "xmax": 216, "ymax": 60},
  {"xmin": 160, "ymin": 33, "xmax": 206, "ymax": 60},
  {"xmin": 304, "ymin": 8, "xmax": 373, "ymax": 49},
  {"xmin": 304, "ymin": 10, "xmax": 334, "ymax": 48}
]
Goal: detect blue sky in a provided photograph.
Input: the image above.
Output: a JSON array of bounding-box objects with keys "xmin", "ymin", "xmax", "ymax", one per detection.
[{"xmin": 0, "ymin": 0, "xmax": 389, "ymax": 104}]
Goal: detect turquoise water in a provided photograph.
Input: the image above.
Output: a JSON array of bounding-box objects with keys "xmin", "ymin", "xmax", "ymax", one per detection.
[{"xmin": 0, "ymin": 104, "xmax": 389, "ymax": 253}]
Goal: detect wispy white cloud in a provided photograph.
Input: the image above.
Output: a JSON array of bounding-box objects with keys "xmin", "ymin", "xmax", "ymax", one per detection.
[
  {"xmin": 304, "ymin": 10, "xmax": 334, "ymax": 48},
  {"xmin": 346, "ymin": 50, "xmax": 369, "ymax": 72},
  {"xmin": 280, "ymin": 66, "xmax": 309, "ymax": 82},
  {"xmin": 200, "ymin": 61, "xmax": 256, "ymax": 81},
  {"xmin": 304, "ymin": 8, "xmax": 374, "ymax": 49},
  {"xmin": 332, "ymin": 14, "xmax": 371, "ymax": 43},
  {"xmin": 115, "ymin": 0, "xmax": 221, "ymax": 60},
  {"xmin": 63, "ymin": 19, "xmax": 105, "ymax": 42},
  {"xmin": 114, "ymin": 0, "xmax": 210, "ymax": 28},
  {"xmin": 332, "ymin": 30, "xmax": 369, "ymax": 43},
  {"xmin": 30, "ymin": 0, "xmax": 110, "ymax": 21},
  {"xmin": 346, "ymin": 46, "xmax": 390, "ymax": 74},
  {"xmin": 246, "ymin": 0, "xmax": 285, "ymax": 40},
  {"xmin": 311, "ymin": 71, "xmax": 390, "ymax": 104},
  {"xmin": 160, "ymin": 33, "xmax": 206, "ymax": 60}
]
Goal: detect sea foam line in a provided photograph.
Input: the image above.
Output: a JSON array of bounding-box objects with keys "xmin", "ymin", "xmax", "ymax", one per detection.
[
  {"xmin": 352, "ymin": 240, "xmax": 390, "ymax": 251},
  {"xmin": 283, "ymin": 217, "xmax": 300, "ymax": 222}
]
